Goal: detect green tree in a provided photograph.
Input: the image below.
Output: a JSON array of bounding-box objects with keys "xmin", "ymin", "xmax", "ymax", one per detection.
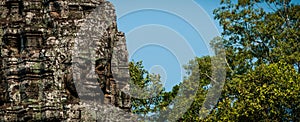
[
  {"xmin": 154, "ymin": 53, "xmax": 224, "ymax": 121},
  {"xmin": 201, "ymin": 0, "xmax": 300, "ymax": 121},
  {"xmin": 214, "ymin": 0, "xmax": 300, "ymax": 73},
  {"xmin": 208, "ymin": 62, "xmax": 300, "ymax": 121},
  {"xmin": 129, "ymin": 61, "xmax": 178, "ymax": 120},
  {"xmin": 175, "ymin": 56, "xmax": 213, "ymax": 121},
  {"xmin": 129, "ymin": 1, "xmax": 300, "ymax": 121},
  {"xmin": 178, "ymin": 0, "xmax": 300, "ymax": 121}
]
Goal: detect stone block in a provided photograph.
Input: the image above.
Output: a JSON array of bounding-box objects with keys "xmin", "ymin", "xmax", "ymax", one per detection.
[{"xmin": 0, "ymin": 0, "xmax": 132, "ymax": 121}]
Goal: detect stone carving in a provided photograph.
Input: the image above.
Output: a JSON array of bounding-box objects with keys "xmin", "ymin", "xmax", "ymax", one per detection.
[{"xmin": 0, "ymin": 0, "xmax": 132, "ymax": 121}]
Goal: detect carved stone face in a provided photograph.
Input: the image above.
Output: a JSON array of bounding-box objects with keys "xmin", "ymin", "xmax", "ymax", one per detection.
[
  {"xmin": 25, "ymin": 12, "xmax": 34, "ymax": 24},
  {"xmin": 0, "ymin": 0, "xmax": 131, "ymax": 121}
]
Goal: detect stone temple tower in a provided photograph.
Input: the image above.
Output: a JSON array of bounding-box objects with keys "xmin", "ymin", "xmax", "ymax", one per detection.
[{"xmin": 0, "ymin": 0, "xmax": 132, "ymax": 121}]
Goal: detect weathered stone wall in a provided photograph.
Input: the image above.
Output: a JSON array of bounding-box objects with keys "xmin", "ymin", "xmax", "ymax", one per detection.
[{"xmin": 0, "ymin": 0, "xmax": 132, "ymax": 121}]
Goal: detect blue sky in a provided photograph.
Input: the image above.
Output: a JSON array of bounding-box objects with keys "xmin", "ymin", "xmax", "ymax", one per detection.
[
  {"xmin": 109, "ymin": 0, "xmax": 222, "ymax": 91},
  {"xmin": 108, "ymin": 0, "xmax": 300, "ymax": 91}
]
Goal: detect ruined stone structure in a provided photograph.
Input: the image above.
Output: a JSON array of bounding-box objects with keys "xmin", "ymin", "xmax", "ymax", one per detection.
[{"xmin": 0, "ymin": 0, "xmax": 132, "ymax": 121}]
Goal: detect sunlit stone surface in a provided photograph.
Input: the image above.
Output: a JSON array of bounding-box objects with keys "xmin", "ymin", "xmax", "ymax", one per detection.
[{"xmin": 0, "ymin": 0, "xmax": 133, "ymax": 121}]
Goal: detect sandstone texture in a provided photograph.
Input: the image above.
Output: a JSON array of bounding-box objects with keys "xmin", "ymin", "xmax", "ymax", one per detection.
[{"xmin": 0, "ymin": 0, "xmax": 132, "ymax": 121}]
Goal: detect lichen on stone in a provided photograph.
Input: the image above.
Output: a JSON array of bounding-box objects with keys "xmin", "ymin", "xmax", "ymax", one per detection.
[{"xmin": 0, "ymin": 0, "xmax": 133, "ymax": 121}]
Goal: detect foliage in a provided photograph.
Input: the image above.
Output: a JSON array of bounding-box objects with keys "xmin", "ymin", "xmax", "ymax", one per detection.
[
  {"xmin": 175, "ymin": 56, "xmax": 213, "ymax": 121},
  {"xmin": 201, "ymin": 0, "xmax": 300, "ymax": 121},
  {"xmin": 129, "ymin": 0, "xmax": 300, "ymax": 121},
  {"xmin": 214, "ymin": 0, "xmax": 300, "ymax": 73},
  {"xmin": 129, "ymin": 61, "xmax": 178, "ymax": 120},
  {"xmin": 205, "ymin": 62, "xmax": 300, "ymax": 121}
]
